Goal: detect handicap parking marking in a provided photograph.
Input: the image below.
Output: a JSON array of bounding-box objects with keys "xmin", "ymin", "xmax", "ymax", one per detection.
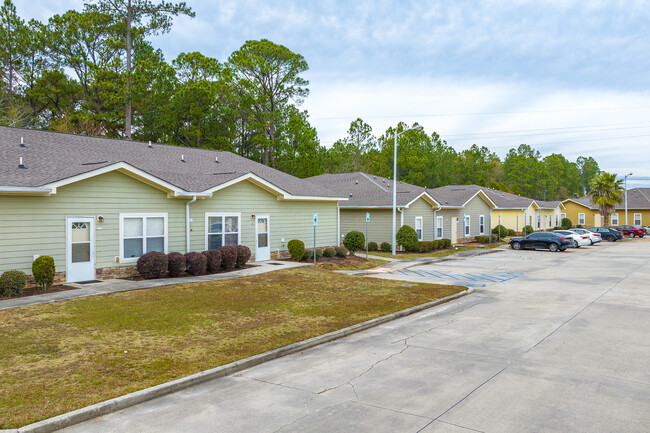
[{"xmin": 384, "ymin": 268, "xmax": 522, "ymax": 285}]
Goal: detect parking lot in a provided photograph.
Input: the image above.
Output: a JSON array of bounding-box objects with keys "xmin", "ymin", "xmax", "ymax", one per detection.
[{"xmin": 62, "ymin": 238, "xmax": 650, "ymax": 433}]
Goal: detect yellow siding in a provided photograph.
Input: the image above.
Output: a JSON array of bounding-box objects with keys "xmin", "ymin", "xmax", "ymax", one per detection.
[
  {"xmin": 563, "ymin": 201, "xmax": 598, "ymax": 227},
  {"xmin": 490, "ymin": 204, "xmax": 536, "ymax": 232}
]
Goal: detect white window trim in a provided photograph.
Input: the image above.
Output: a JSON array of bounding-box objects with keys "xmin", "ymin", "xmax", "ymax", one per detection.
[
  {"xmin": 205, "ymin": 212, "xmax": 242, "ymax": 250},
  {"xmin": 578, "ymin": 213, "xmax": 585, "ymax": 225},
  {"xmin": 611, "ymin": 213, "xmax": 619, "ymax": 226},
  {"xmin": 634, "ymin": 213, "xmax": 642, "ymax": 225},
  {"xmin": 436, "ymin": 216, "xmax": 443, "ymax": 240},
  {"xmin": 561, "ymin": 213, "xmax": 566, "ymax": 220},
  {"xmin": 537, "ymin": 214, "xmax": 541, "ymax": 229},
  {"xmin": 479, "ymin": 215, "xmax": 485, "ymax": 235},
  {"xmin": 119, "ymin": 213, "xmax": 168, "ymax": 263},
  {"xmin": 415, "ymin": 216, "xmax": 423, "ymax": 241},
  {"xmin": 556, "ymin": 215, "xmax": 559, "ymax": 227},
  {"xmin": 464, "ymin": 215, "xmax": 470, "ymax": 236}
]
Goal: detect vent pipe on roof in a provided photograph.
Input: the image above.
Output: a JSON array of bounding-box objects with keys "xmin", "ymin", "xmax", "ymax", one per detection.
[
  {"xmin": 181, "ymin": 154, "xmax": 185, "ymax": 162},
  {"xmin": 148, "ymin": 140, "xmax": 152, "ymax": 148},
  {"xmin": 354, "ymin": 180, "xmax": 358, "ymax": 184},
  {"xmin": 19, "ymin": 157, "xmax": 25, "ymax": 168},
  {"xmin": 20, "ymin": 137, "xmax": 24, "ymax": 147},
  {"xmin": 215, "ymin": 156, "xmax": 219, "ymax": 163}
]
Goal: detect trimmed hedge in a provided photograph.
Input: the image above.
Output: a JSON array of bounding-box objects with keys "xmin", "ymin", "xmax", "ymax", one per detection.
[
  {"xmin": 220, "ymin": 246, "xmax": 238, "ymax": 270},
  {"xmin": 380, "ymin": 242, "xmax": 391, "ymax": 252},
  {"xmin": 32, "ymin": 255, "xmax": 55, "ymax": 289},
  {"xmin": 475, "ymin": 234, "xmax": 498, "ymax": 243},
  {"xmin": 396, "ymin": 225, "xmax": 419, "ymax": 251},
  {"xmin": 441, "ymin": 238, "xmax": 451, "ymax": 248},
  {"xmin": 167, "ymin": 252, "xmax": 186, "ymax": 277},
  {"xmin": 323, "ymin": 247, "xmax": 335, "ymax": 257},
  {"xmin": 185, "ymin": 251, "xmax": 207, "ymax": 276},
  {"xmin": 287, "ymin": 239, "xmax": 305, "ymax": 262},
  {"xmin": 236, "ymin": 246, "xmax": 251, "ymax": 268},
  {"xmin": 368, "ymin": 241, "xmax": 378, "ymax": 251},
  {"xmin": 137, "ymin": 251, "xmax": 168, "ymax": 279},
  {"xmin": 203, "ymin": 249, "xmax": 222, "ymax": 274},
  {"xmin": 507, "ymin": 229, "xmax": 516, "ymax": 236},
  {"xmin": 0, "ymin": 270, "xmax": 27, "ymax": 297},
  {"xmin": 335, "ymin": 246, "xmax": 348, "ymax": 257},
  {"xmin": 343, "ymin": 230, "xmax": 365, "ymax": 254}
]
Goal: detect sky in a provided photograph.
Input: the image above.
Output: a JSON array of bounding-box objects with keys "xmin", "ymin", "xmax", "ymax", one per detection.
[{"xmin": 16, "ymin": 0, "xmax": 650, "ymax": 186}]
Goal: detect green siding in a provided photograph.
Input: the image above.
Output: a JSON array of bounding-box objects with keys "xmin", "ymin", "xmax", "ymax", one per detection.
[
  {"xmin": 437, "ymin": 209, "xmax": 460, "ymax": 242},
  {"xmin": 340, "ymin": 208, "xmax": 397, "ymax": 245},
  {"xmin": 189, "ymin": 181, "xmax": 338, "ymax": 254},
  {"xmin": 0, "ymin": 171, "xmax": 186, "ymax": 275},
  {"xmin": 403, "ymin": 198, "xmax": 435, "ymax": 241},
  {"xmin": 463, "ymin": 195, "xmax": 493, "ymax": 237}
]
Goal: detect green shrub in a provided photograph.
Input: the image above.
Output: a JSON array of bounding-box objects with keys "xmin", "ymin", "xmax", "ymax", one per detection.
[
  {"xmin": 507, "ymin": 229, "xmax": 516, "ymax": 236},
  {"xmin": 475, "ymin": 235, "xmax": 498, "ymax": 243},
  {"xmin": 0, "ymin": 270, "xmax": 27, "ymax": 297},
  {"xmin": 343, "ymin": 231, "xmax": 365, "ymax": 254},
  {"xmin": 441, "ymin": 239, "xmax": 451, "ymax": 248},
  {"xmin": 32, "ymin": 256, "xmax": 55, "ymax": 289},
  {"xmin": 552, "ymin": 226, "xmax": 562, "ymax": 231},
  {"xmin": 418, "ymin": 241, "xmax": 436, "ymax": 252},
  {"xmin": 136, "ymin": 251, "xmax": 168, "ymax": 279},
  {"xmin": 287, "ymin": 239, "xmax": 305, "ymax": 262},
  {"xmin": 561, "ymin": 218, "xmax": 573, "ymax": 230},
  {"xmin": 380, "ymin": 242, "xmax": 391, "ymax": 252},
  {"xmin": 576, "ymin": 224, "xmax": 584, "ymax": 228},
  {"xmin": 396, "ymin": 225, "xmax": 419, "ymax": 251},
  {"xmin": 523, "ymin": 225, "xmax": 535, "ymax": 235},
  {"xmin": 323, "ymin": 247, "xmax": 335, "ymax": 257},
  {"xmin": 335, "ymin": 247, "xmax": 348, "ymax": 257},
  {"xmin": 315, "ymin": 248, "xmax": 323, "ymax": 259},
  {"xmin": 368, "ymin": 241, "xmax": 378, "ymax": 251},
  {"xmin": 492, "ymin": 225, "xmax": 508, "ymax": 237}
]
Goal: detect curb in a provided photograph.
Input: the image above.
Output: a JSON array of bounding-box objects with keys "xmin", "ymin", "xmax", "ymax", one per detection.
[{"xmin": 15, "ymin": 288, "xmax": 474, "ymax": 433}]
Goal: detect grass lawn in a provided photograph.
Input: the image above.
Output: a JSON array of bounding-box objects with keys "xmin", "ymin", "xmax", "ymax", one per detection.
[
  {"xmin": 0, "ymin": 266, "xmax": 463, "ymax": 428},
  {"xmin": 370, "ymin": 242, "xmax": 507, "ymax": 260},
  {"xmin": 315, "ymin": 257, "xmax": 389, "ymax": 270}
]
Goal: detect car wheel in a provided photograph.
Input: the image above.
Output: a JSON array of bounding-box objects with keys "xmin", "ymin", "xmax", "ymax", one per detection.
[
  {"xmin": 606, "ymin": 235, "xmax": 615, "ymax": 242},
  {"xmin": 630, "ymin": 232, "xmax": 635, "ymax": 238},
  {"xmin": 573, "ymin": 240, "xmax": 580, "ymax": 248},
  {"xmin": 549, "ymin": 243, "xmax": 560, "ymax": 252},
  {"xmin": 589, "ymin": 239, "xmax": 593, "ymax": 245},
  {"xmin": 512, "ymin": 241, "xmax": 521, "ymax": 250}
]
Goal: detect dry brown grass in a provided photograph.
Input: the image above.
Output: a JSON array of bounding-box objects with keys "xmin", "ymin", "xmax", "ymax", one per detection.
[{"xmin": 0, "ymin": 267, "xmax": 463, "ymax": 428}]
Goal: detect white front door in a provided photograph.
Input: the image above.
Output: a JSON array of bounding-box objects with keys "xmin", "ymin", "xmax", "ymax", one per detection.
[
  {"xmin": 67, "ymin": 217, "xmax": 95, "ymax": 282},
  {"xmin": 450, "ymin": 217, "xmax": 458, "ymax": 244},
  {"xmin": 255, "ymin": 215, "xmax": 270, "ymax": 261}
]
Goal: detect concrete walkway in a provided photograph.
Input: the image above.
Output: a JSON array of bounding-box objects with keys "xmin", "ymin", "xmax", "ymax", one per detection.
[
  {"xmin": 59, "ymin": 238, "xmax": 650, "ymax": 432},
  {"xmin": 0, "ymin": 261, "xmax": 310, "ymax": 311}
]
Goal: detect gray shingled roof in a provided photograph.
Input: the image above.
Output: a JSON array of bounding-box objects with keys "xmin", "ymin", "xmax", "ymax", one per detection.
[
  {"xmin": 567, "ymin": 189, "xmax": 650, "ymax": 210},
  {"xmin": 481, "ymin": 187, "xmax": 536, "ymax": 209},
  {"xmin": 536, "ymin": 200, "xmax": 563, "ymax": 209},
  {"xmin": 0, "ymin": 126, "xmax": 341, "ymax": 198},
  {"xmin": 308, "ymin": 172, "xmax": 432, "ymax": 207}
]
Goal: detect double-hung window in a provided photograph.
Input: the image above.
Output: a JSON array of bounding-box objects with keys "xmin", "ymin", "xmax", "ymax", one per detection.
[
  {"xmin": 556, "ymin": 215, "xmax": 559, "ymax": 227},
  {"xmin": 634, "ymin": 213, "xmax": 642, "ymax": 226},
  {"xmin": 479, "ymin": 215, "xmax": 485, "ymax": 235},
  {"xmin": 611, "ymin": 213, "xmax": 619, "ymax": 226},
  {"xmin": 537, "ymin": 214, "xmax": 541, "ymax": 229},
  {"xmin": 436, "ymin": 216, "xmax": 443, "ymax": 239},
  {"xmin": 464, "ymin": 215, "xmax": 470, "ymax": 236},
  {"xmin": 206, "ymin": 213, "xmax": 240, "ymax": 250},
  {"xmin": 121, "ymin": 214, "xmax": 167, "ymax": 261},
  {"xmin": 578, "ymin": 213, "xmax": 585, "ymax": 225},
  {"xmin": 561, "ymin": 213, "xmax": 566, "ymax": 220},
  {"xmin": 415, "ymin": 217, "xmax": 423, "ymax": 241}
]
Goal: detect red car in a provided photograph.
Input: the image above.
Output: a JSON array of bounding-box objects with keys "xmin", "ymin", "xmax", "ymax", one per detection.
[{"xmin": 616, "ymin": 225, "xmax": 645, "ymax": 238}]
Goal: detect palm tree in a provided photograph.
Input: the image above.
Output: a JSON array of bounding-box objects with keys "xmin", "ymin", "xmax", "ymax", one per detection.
[{"xmin": 588, "ymin": 172, "xmax": 624, "ymax": 227}]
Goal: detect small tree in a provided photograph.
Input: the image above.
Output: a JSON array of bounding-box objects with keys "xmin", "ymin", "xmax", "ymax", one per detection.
[
  {"xmin": 32, "ymin": 255, "xmax": 55, "ymax": 289},
  {"xmin": 287, "ymin": 239, "xmax": 305, "ymax": 261},
  {"xmin": 343, "ymin": 230, "xmax": 365, "ymax": 254},
  {"xmin": 396, "ymin": 225, "xmax": 419, "ymax": 251}
]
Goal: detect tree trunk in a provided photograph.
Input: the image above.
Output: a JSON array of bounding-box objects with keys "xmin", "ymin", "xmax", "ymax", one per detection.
[{"xmin": 125, "ymin": 0, "xmax": 132, "ymax": 139}]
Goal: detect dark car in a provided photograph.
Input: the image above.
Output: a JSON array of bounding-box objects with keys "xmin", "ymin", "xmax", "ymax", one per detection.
[
  {"xmin": 589, "ymin": 227, "xmax": 623, "ymax": 242},
  {"xmin": 616, "ymin": 225, "xmax": 645, "ymax": 238},
  {"xmin": 509, "ymin": 232, "xmax": 573, "ymax": 252}
]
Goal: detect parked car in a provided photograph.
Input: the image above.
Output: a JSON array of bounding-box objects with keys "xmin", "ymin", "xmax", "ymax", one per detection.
[
  {"xmin": 553, "ymin": 230, "xmax": 590, "ymax": 248},
  {"xmin": 570, "ymin": 228, "xmax": 602, "ymax": 244},
  {"xmin": 589, "ymin": 227, "xmax": 623, "ymax": 242},
  {"xmin": 509, "ymin": 232, "xmax": 573, "ymax": 252},
  {"xmin": 615, "ymin": 225, "xmax": 645, "ymax": 238},
  {"xmin": 633, "ymin": 225, "xmax": 647, "ymax": 235}
]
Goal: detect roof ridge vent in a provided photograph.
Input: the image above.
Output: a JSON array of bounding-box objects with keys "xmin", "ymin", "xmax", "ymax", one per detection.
[
  {"xmin": 148, "ymin": 140, "xmax": 153, "ymax": 148},
  {"xmin": 19, "ymin": 157, "xmax": 25, "ymax": 168},
  {"xmin": 20, "ymin": 137, "xmax": 25, "ymax": 147}
]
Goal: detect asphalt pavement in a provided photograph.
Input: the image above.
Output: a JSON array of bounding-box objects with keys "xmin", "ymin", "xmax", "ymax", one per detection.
[{"xmin": 59, "ymin": 239, "xmax": 650, "ymax": 433}]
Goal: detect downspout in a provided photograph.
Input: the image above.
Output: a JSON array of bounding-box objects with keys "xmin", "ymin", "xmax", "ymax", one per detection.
[
  {"xmin": 398, "ymin": 208, "xmax": 404, "ymax": 251},
  {"xmin": 337, "ymin": 203, "xmax": 341, "ymax": 247},
  {"xmin": 186, "ymin": 196, "xmax": 197, "ymax": 253},
  {"xmin": 433, "ymin": 208, "xmax": 439, "ymax": 240}
]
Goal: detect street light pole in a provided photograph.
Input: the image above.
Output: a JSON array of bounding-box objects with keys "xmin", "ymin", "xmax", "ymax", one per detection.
[
  {"xmin": 392, "ymin": 124, "xmax": 423, "ymax": 255},
  {"xmin": 624, "ymin": 172, "xmax": 633, "ymax": 225}
]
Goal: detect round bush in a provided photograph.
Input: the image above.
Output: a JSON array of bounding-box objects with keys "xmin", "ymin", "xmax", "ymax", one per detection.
[
  {"xmin": 32, "ymin": 255, "xmax": 55, "ymax": 289},
  {"xmin": 0, "ymin": 270, "xmax": 27, "ymax": 297},
  {"xmin": 167, "ymin": 252, "xmax": 186, "ymax": 277},
  {"xmin": 561, "ymin": 218, "xmax": 573, "ymax": 230},
  {"xmin": 396, "ymin": 225, "xmax": 419, "ymax": 251},
  {"xmin": 136, "ymin": 251, "xmax": 168, "ymax": 279},
  {"xmin": 315, "ymin": 248, "xmax": 323, "ymax": 259},
  {"xmin": 507, "ymin": 229, "xmax": 516, "ymax": 236},
  {"xmin": 368, "ymin": 241, "xmax": 378, "ymax": 251},
  {"xmin": 220, "ymin": 246, "xmax": 237, "ymax": 270},
  {"xmin": 523, "ymin": 225, "xmax": 535, "ymax": 235},
  {"xmin": 323, "ymin": 247, "xmax": 335, "ymax": 257},
  {"xmin": 185, "ymin": 251, "xmax": 207, "ymax": 276},
  {"xmin": 343, "ymin": 230, "xmax": 365, "ymax": 254},
  {"xmin": 335, "ymin": 246, "xmax": 348, "ymax": 257},
  {"xmin": 287, "ymin": 239, "xmax": 305, "ymax": 262},
  {"xmin": 202, "ymin": 249, "xmax": 222, "ymax": 274},
  {"xmin": 492, "ymin": 225, "xmax": 508, "ymax": 237},
  {"xmin": 236, "ymin": 245, "xmax": 251, "ymax": 268},
  {"xmin": 380, "ymin": 242, "xmax": 391, "ymax": 252},
  {"xmin": 441, "ymin": 239, "xmax": 452, "ymax": 248}
]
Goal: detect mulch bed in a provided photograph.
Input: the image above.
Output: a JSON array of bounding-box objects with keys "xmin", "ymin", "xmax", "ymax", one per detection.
[{"xmin": 1, "ymin": 284, "xmax": 76, "ymax": 300}]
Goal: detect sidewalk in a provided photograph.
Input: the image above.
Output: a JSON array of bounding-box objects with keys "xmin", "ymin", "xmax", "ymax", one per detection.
[{"xmin": 0, "ymin": 261, "xmax": 311, "ymax": 312}]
